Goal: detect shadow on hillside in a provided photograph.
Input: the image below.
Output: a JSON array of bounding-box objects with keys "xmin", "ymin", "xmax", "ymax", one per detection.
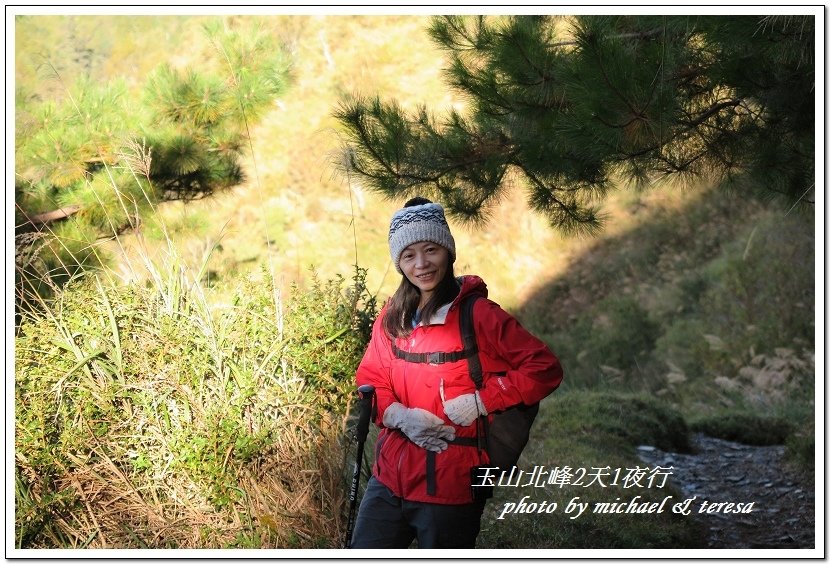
[
  {"xmin": 514, "ymin": 187, "xmax": 814, "ymax": 340},
  {"xmin": 495, "ymin": 188, "xmax": 816, "ymax": 549}
]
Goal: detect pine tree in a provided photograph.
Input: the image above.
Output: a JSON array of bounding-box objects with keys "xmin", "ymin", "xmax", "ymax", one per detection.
[
  {"xmin": 142, "ymin": 20, "xmax": 291, "ymax": 201},
  {"xmin": 334, "ymin": 15, "xmax": 815, "ymax": 234},
  {"xmin": 15, "ymin": 18, "xmax": 292, "ymax": 309},
  {"xmin": 17, "ymin": 20, "xmax": 291, "ymax": 229}
]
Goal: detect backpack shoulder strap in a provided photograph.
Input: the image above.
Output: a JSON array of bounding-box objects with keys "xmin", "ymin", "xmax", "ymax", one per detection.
[
  {"xmin": 459, "ymin": 294, "xmax": 483, "ymax": 390},
  {"xmin": 459, "ymin": 294, "xmax": 490, "ymax": 457}
]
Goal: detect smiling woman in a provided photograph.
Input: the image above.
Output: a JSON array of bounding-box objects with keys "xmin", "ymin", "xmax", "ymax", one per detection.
[
  {"xmin": 348, "ymin": 196, "xmax": 564, "ymax": 549},
  {"xmin": 398, "ymin": 241, "xmax": 450, "ymax": 308}
]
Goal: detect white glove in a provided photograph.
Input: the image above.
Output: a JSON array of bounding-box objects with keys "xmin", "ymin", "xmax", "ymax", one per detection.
[
  {"xmin": 440, "ymin": 380, "xmax": 488, "ymax": 427},
  {"xmin": 382, "ymin": 402, "xmax": 456, "ymax": 452}
]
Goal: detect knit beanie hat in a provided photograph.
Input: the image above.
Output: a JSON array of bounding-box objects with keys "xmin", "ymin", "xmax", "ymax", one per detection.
[{"xmin": 388, "ymin": 197, "xmax": 456, "ymax": 273}]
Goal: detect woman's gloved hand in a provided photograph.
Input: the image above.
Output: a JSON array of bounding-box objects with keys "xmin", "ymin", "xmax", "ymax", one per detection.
[
  {"xmin": 382, "ymin": 402, "xmax": 456, "ymax": 452},
  {"xmin": 440, "ymin": 380, "xmax": 488, "ymax": 427}
]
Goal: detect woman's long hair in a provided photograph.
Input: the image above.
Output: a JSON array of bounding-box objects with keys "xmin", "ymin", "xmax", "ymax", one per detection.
[{"xmin": 383, "ymin": 264, "xmax": 460, "ymax": 339}]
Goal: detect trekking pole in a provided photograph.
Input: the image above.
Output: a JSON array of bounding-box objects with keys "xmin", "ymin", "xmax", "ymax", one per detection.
[{"xmin": 343, "ymin": 384, "xmax": 375, "ymax": 548}]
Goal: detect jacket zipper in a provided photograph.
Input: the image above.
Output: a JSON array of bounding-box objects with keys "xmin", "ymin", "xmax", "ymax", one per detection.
[{"xmin": 397, "ymin": 448, "xmax": 405, "ymax": 497}]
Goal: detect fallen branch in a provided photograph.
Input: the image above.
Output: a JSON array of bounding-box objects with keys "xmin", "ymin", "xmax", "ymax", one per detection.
[{"xmin": 29, "ymin": 205, "xmax": 81, "ymax": 225}]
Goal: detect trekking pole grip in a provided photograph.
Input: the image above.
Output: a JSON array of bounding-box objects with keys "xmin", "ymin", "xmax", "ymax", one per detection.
[{"xmin": 356, "ymin": 384, "xmax": 375, "ymax": 443}]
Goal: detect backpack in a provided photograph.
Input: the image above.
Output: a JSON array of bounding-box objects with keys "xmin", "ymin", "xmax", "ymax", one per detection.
[{"xmin": 458, "ymin": 294, "xmax": 539, "ymax": 472}]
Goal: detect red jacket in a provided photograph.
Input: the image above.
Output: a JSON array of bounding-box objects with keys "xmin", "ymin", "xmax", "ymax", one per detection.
[{"xmin": 355, "ymin": 275, "xmax": 563, "ymax": 504}]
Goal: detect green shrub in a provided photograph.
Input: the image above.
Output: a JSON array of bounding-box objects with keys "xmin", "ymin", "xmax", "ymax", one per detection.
[
  {"xmin": 689, "ymin": 413, "xmax": 794, "ymax": 446},
  {"xmin": 653, "ymin": 317, "xmax": 721, "ymax": 381},
  {"xmin": 15, "ymin": 259, "xmax": 376, "ymax": 548},
  {"xmin": 785, "ymin": 429, "xmax": 815, "ymax": 479},
  {"xmin": 550, "ymin": 295, "xmax": 660, "ymax": 388},
  {"xmin": 547, "ymin": 390, "xmax": 691, "ymax": 454}
]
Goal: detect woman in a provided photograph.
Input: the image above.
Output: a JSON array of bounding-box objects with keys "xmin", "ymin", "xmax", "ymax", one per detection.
[{"xmin": 350, "ymin": 197, "xmax": 563, "ymax": 549}]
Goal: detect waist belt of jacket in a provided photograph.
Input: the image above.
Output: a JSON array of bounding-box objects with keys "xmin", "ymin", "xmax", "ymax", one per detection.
[
  {"xmin": 393, "ymin": 430, "xmax": 480, "ymax": 496},
  {"xmin": 390, "ymin": 295, "xmax": 487, "ymax": 497}
]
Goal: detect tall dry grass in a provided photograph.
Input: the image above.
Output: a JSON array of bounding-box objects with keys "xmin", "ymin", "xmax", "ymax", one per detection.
[{"xmin": 15, "ymin": 224, "xmax": 375, "ymax": 548}]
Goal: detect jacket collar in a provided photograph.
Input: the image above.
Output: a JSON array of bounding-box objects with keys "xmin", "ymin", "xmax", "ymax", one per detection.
[
  {"xmin": 421, "ymin": 302, "xmax": 452, "ymax": 326},
  {"xmin": 417, "ymin": 275, "xmax": 488, "ymax": 327}
]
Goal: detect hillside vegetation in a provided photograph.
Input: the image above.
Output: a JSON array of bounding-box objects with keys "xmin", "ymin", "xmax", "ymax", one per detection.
[{"xmin": 13, "ymin": 14, "xmax": 815, "ymax": 550}]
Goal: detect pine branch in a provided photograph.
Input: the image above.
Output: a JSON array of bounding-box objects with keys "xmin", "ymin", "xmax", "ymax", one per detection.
[
  {"xmin": 678, "ymin": 99, "xmax": 743, "ymax": 128},
  {"xmin": 335, "ymin": 15, "xmax": 815, "ymax": 230},
  {"xmin": 551, "ymin": 27, "xmax": 664, "ymax": 49},
  {"xmin": 338, "ymin": 103, "xmax": 407, "ymax": 186},
  {"xmin": 520, "ymin": 166, "xmax": 599, "ymax": 229}
]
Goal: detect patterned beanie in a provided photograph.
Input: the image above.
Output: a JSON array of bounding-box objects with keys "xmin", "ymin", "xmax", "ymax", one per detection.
[{"xmin": 388, "ymin": 197, "xmax": 456, "ymax": 273}]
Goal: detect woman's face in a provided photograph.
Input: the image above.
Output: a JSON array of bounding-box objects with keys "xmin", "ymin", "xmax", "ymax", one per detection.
[{"xmin": 399, "ymin": 241, "xmax": 450, "ymax": 303}]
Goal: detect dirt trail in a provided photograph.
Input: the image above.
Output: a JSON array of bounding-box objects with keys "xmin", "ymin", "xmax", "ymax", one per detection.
[{"xmin": 636, "ymin": 433, "xmax": 815, "ymax": 549}]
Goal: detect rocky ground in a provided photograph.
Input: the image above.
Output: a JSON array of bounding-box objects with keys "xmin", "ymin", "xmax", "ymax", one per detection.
[{"xmin": 636, "ymin": 433, "xmax": 816, "ymax": 550}]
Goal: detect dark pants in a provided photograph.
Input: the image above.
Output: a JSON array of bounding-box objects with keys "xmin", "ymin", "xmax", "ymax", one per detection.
[{"xmin": 350, "ymin": 477, "xmax": 486, "ymax": 549}]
